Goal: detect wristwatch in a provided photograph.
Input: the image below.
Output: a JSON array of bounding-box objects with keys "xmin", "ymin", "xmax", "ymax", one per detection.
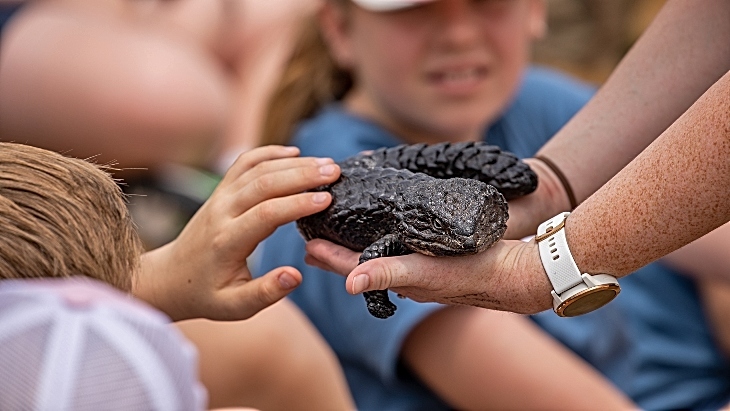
[{"xmin": 536, "ymin": 212, "xmax": 620, "ymax": 317}]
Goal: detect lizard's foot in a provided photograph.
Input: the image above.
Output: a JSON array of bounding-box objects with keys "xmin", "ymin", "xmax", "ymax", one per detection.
[{"xmin": 364, "ymin": 290, "xmax": 397, "ymax": 319}]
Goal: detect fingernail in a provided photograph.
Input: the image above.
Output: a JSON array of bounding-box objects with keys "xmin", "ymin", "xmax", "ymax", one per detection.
[
  {"xmin": 319, "ymin": 164, "xmax": 336, "ymax": 176},
  {"xmin": 312, "ymin": 192, "xmax": 329, "ymax": 203},
  {"xmin": 284, "ymin": 146, "xmax": 300, "ymax": 154},
  {"xmin": 278, "ymin": 272, "xmax": 297, "ymax": 289},
  {"xmin": 315, "ymin": 157, "xmax": 334, "ymax": 165},
  {"xmin": 352, "ymin": 274, "xmax": 370, "ymax": 294}
]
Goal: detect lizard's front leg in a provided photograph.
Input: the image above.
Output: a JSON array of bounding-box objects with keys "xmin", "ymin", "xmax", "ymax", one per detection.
[{"xmin": 359, "ymin": 234, "xmax": 411, "ymax": 319}]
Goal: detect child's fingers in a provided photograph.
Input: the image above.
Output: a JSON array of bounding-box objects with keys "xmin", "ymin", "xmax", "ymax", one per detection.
[
  {"xmin": 226, "ymin": 192, "xmax": 333, "ymax": 257},
  {"xmin": 226, "ymin": 156, "xmax": 336, "ymax": 192},
  {"xmin": 217, "ymin": 267, "xmax": 303, "ymax": 321},
  {"xmin": 229, "ymin": 162, "xmax": 339, "ymax": 215},
  {"xmin": 221, "ymin": 145, "xmax": 301, "ymax": 184}
]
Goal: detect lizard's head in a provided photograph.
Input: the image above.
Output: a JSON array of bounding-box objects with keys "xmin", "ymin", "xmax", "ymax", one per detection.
[{"xmin": 396, "ymin": 178, "xmax": 508, "ymax": 256}]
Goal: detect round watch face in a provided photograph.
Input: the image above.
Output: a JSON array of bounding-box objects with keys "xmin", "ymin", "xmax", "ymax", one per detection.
[{"xmin": 556, "ymin": 284, "xmax": 621, "ymax": 317}]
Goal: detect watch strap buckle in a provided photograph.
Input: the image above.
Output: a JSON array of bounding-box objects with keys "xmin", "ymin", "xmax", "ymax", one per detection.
[{"xmin": 537, "ymin": 213, "xmax": 621, "ymax": 317}]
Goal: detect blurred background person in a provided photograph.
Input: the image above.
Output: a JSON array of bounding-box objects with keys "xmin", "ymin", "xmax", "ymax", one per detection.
[{"xmin": 0, "ymin": 2, "xmax": 355, "ymax": 411}]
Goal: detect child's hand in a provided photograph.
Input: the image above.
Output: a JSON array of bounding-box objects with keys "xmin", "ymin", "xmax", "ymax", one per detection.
[{"xmin": 135, "ymin": 145, "xmax": 340, "ymax": 321}]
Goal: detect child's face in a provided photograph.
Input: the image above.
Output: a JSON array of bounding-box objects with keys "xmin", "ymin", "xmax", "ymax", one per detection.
[{"xmin": 324, "ymin": 0, "xmax": 545, "ymax": 143}]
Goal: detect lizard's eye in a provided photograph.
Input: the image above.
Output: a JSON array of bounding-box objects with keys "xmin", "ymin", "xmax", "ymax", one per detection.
[{"xmin": 432, "ymin": 218, "xmax": 443, "ymax": 230}]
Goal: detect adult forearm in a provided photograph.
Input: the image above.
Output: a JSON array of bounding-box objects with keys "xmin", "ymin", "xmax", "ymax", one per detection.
[
  {"xmin": 504, "ymin": 158, "xmax": 572, "ymax": 239},
  {"xmin": 568, "ymin": 70, "xmax": 730, "ymax": 278},
  {"xmin": 538, "ymin": 0, "xmax": 730, "ymax": 204}
]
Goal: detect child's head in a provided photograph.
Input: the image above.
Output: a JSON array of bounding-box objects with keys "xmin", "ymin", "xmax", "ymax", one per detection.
[
  {"xmin": 263, "ymin": 0, "xmax": 546, "ymax": 145},
  {"xmin": 0, "ymin": 142, "xmax": 143, "ymax": 291}
]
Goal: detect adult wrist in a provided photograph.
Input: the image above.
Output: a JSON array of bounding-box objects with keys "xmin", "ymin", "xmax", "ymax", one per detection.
[
  {"xmin": 532, "ymin": 155, "xmax": 577, "ymax": 210},
  {"xmin": 535, "ymin": 212, "xmax": 620, "ymax": 317},
  {"xmin": 506, "ymin": 240, "xmax": 555, "ymax": 314},
  {"xmin": 504, "ymin": 159, "xmax": 572, "ymax": 239},
  {"xmin": 526, "ymin": 157, "xmax": 574, "ymax": 212}
]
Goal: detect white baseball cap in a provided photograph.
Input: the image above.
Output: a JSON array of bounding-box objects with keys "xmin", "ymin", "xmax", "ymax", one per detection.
[
  {"xmin": 0, "ymin": 277, "xmax": 208, "ymax": 411},
  {"xmin": 351, "ymin": 0, "xmax": 437, "ymax": 11}
]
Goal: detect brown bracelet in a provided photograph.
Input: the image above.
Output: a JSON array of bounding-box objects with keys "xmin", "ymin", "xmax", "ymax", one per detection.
[{"xmin": 533, "ymin": 155, "xmax": 578, "ymax": 210}]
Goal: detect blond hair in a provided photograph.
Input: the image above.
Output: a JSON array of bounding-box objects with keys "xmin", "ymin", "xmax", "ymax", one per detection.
[
  {"xmin": 0, "ymin": 143, "xmax": 143, "ymax": 291},
  {"xmin": 261, "ymin": 12, "xmax": 353, "ymax": 147}
]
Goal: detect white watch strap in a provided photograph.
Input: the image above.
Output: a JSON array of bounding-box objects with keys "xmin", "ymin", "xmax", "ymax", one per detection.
[{"xmin": 536, "ymin": 212, "xmax": 583, "ymax": 294}]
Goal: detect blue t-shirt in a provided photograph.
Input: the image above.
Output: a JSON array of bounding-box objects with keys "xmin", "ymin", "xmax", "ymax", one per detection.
[
  {"xmin": 0, "ymin": 3, "xmax": 23, "ymax": 33},
  {"xmin": 255, "ymin": 67, "xmax": 730, "ymax": 411}
]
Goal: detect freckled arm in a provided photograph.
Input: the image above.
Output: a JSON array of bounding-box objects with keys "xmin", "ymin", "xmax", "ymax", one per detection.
[
  {"xmin": 503, "ymin": 0, "xmax": 730, "ymax": 240},
  {"xmin": 567, "ymin": 70, "xmax": 730, "ymax": 278},
  {"xmin": 538, "ymin": 0, "xmax": 730, "ymax": 205}
]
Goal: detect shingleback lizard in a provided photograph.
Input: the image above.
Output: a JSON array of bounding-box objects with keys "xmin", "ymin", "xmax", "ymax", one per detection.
[{"xmin": 296, "ymin": 142, "xmax": 538, "ymax": 319}]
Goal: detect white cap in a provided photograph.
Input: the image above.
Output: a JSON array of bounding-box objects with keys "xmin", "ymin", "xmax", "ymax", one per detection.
[
  {"xmin": 0, "ymin": 277, "xmax": 208, "ymax": 411},
  {"xmin": 351, "ymin": 0, "xmax": 437, "ymax": 11}
]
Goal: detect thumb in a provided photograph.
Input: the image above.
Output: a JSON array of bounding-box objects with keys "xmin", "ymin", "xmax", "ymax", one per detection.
[
  {"xmin": 221, "ymin": 267, "xmax": 302, "ymax": 320},
  {"xmin": 346, "ymin": 256, "xmax": 414, "ymax": 294},
  {"xmin": 257, "ymin": 266, "xmax": 303, "ymax": 304}
]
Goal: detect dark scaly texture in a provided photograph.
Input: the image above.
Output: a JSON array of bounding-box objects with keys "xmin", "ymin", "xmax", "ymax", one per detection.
[
  {"xmin": 339, "ymin": 141, "xmax": 537, "ymax": 200},
  {"xmin": 297, "ymin": 143, "xmax": 537, "ymax": 318},
  {"xmin": 298, "ymin": 168, "xmax": 508, "ymax": 318}
]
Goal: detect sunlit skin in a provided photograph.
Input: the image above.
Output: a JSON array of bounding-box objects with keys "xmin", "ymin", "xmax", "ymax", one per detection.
[{"xmin": 322, "ymin": 0, "xmax": 546, "ymax": 145}]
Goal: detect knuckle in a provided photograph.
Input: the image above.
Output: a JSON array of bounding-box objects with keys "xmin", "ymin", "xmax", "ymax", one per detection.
[
  {"xmin": 255, "ymin": 279, "xmax": 278, "ymax": 307},
  {"xmin": 295, "ymin": 163, "xmax": 319, "ymax": 183},
  {"xmin": 251, "ymin": 173, "xmax": 275, "ymax": 195},
  {"xmin": 249, "ymin": 159, "xmax": 270, "ymax": 174},
  {"xmin": 209, "ymin": 231, "xmax": 232, "ymax": 254},
  {"xmin": 383, "ymin": 266, "xmax": 399, "ymax": 289},
  {"xmin": 232, "ymin": 151, "xmax": 248, "ymax": 167},
  {"xmin": 308, "ymin": 164, "xmax": 323, "ymax": 179},
  {"xmin": 253, "ymin": 201, "xmax": 278, "ymax": 223},
  {"xmin": 232, "ymin": 149, "xmax": 263, "ymax": 172},
  {"xmin": 369, "ymin": 259, "xmax": 396, "ymax": 290}
]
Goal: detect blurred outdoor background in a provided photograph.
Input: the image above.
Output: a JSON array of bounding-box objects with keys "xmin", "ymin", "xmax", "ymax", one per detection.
[{"xmin": 534, "ymin": 0, "xmax": 666, "ymax": 85}]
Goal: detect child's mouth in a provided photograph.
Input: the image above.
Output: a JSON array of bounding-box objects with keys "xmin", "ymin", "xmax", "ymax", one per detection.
[{"xmin": 427, "ymin": 66, "xmax": 488, "ymax": 95}]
